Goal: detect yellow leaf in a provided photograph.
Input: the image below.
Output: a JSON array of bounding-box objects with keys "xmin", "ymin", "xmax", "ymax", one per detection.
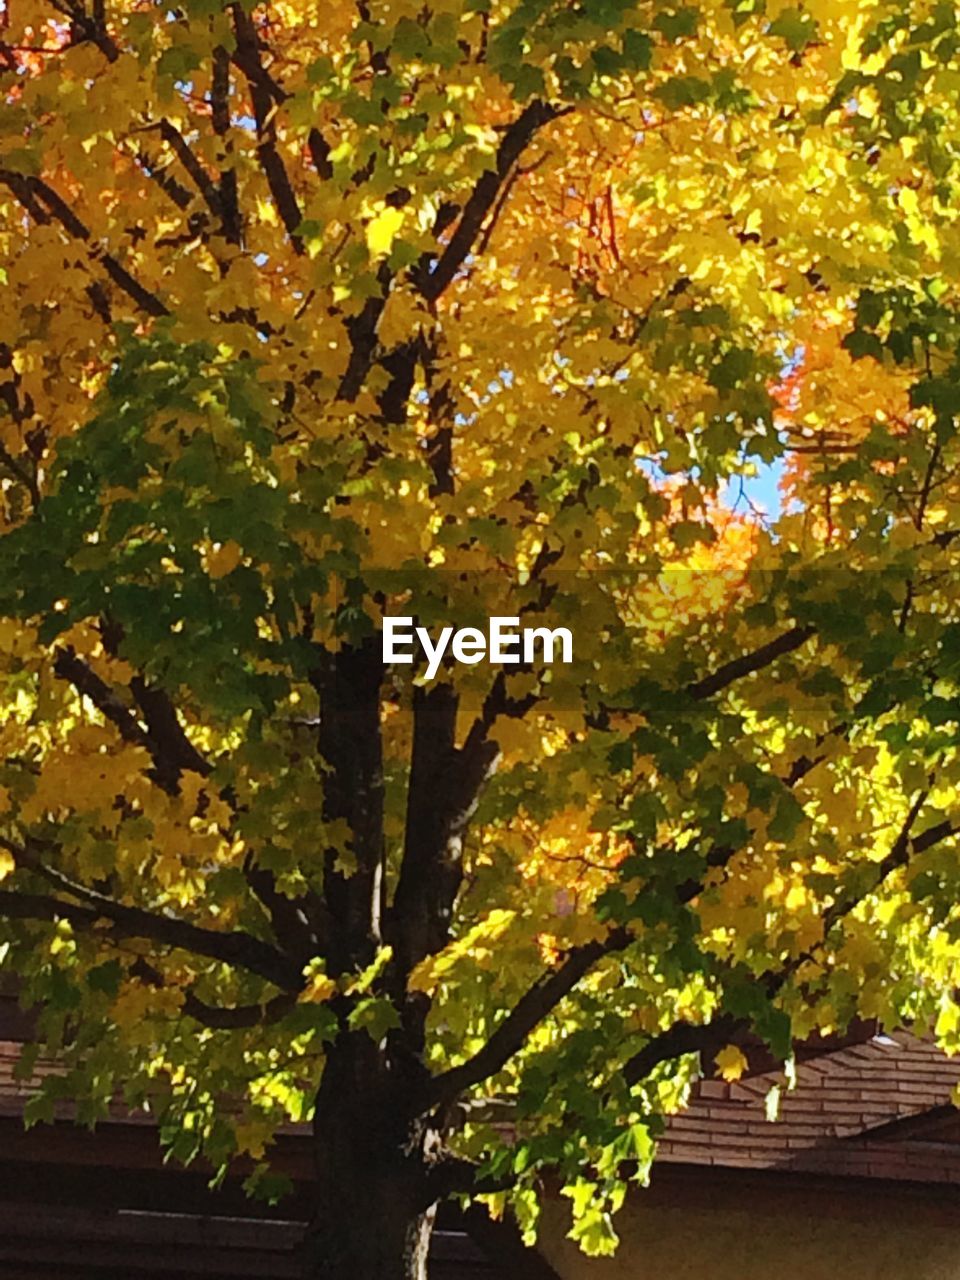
[
  {"xmin": 408, "ymin": 909, "xmax": 517, "ymax": 994},
  {"xmin": 784, "ymin": 882, "xmax": 807, "ymax": 912},
  {"xmin": 936, "ymin": 1000, "xmax": 960, "ymax": 1040},
  {"xmin": 366, "ymin": 206, "xmax": 404, "ymax": 257},
  {"xmin": 378, "ymin": 290, "xmax": 422, "ymax": 347},
  {"xmin": 300, "ymin": 972, "xmax": 337, "ymax": 1003},
  {"xmin": 714, "ymin": 1044, "xmax": 748, "ymax": 1082}
]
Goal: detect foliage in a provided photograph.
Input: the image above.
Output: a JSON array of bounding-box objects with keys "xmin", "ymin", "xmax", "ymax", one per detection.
[{"xmin": 2, "ymin": 0, "xmax": 960, "ymax": 1266}]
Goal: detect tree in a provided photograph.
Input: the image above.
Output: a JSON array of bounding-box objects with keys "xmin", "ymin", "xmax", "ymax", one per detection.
[{"xmin": 2, "ymin": 0, "xmax": 960, "ymax": 1275}]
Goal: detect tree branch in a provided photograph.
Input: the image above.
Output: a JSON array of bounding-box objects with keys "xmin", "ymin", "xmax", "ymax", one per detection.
[
  {"xmin": 336, "ymin": 261, "xmax": 393, "ymax": 402},
  {"xmin": 0, "ymin": 169, "xmax": 168, "ymax": 317},
  {"xmin": 419, "ymin": 101, "xmax": 568, "ymax": 302},
  {"xmin": 310, "ymin": 639, "xmax": 386, "ymax": 973},
  {"xmin": 211, "ymin": 44, "xmax": 242, "ymax": 244},
  {"xmin": 156, "ymin": 119, "xmax": 224, "ymax": 222},
  {"xmin": 130, "ymin": 148, "xmax": 193, "ymax": 212},
  {"xmin": 308, "ymin": 127, "xmax": 333, "ymax": 181},
  {"xmin": 53, "ymin": 647, "xmax": 208, "ymax": 794},
  {"xmin": 243, "ymin": 855, "xmax": 320, "ymax": 962},
  {"xmin": 622, "ymin": 1013, "xmax": 740, "ymax": 1086},
  {"xmin": 131, "ymin": 956, "xmax": 296, "ymax": 1029},
  {"xmin": 686, "ymin": 624, "xmax": 815, "ymax": 702},
  {"xmin": 53, "ymin": 646, "xmax": 151, "ymax": 749},
  {"xmin": 426, "ymin": 1154, "xmax": 518, "ymax": 1200},
  {"xmin": 822, "ymin": 796, "xmax": 951, "ymax": 934},
  {"xmin": 393, "ymin": 681, "xmax": 502, "ymax": 987},
  {"xmin": 425, "ymin": 928, "xmax": 632, "ymax": 1110},
  {"xmin": 181, "ymin": 987, "xmax": 296, "ymax": 1028},
  {"xmin": 128, "ymin": 675, "xmax": 211, "ymax": 786},
  {"xmin": 51, "ymin": 0, "xmax": 119, "ymax": 62},
  {"xmin": 95, "ymin": 620, "xmax": 311, "ymax": 955},
  {"xmin": 230, "ymin": 3, "xmax": 303, "ymax": 250},
  {"xmin": 619, "ymin": 801, "xmax": 959, "ymax": 1090},
  {"xmin": 0, "ymin": 886, "xmax": 299, "ymax": 989}
]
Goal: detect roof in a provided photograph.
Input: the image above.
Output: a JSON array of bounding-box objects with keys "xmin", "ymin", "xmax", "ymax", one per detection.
[
  {"xmin": 659, "ymin": 1030, "xmax": 960, "ymax": 1185},
  {"xmin": 0, "ymin": 1001, "xmax": 545, "ymax": 1279},
  {"xmin": 0, "ymin": 1203, "xmax": 502, "ymax": 1280},
  {"xmin": 4, "ymin": 1025, "xmax": 960, "ymax": 1187}
]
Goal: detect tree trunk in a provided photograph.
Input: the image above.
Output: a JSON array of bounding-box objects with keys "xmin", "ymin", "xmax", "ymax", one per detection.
[
  {"xmin": 304, "ymin": 1179, "xmax": 436, "ymax": 1280},
  {"xmin": 302, "ymin": 1034, "xmax": 438, "ymax": 1280}
]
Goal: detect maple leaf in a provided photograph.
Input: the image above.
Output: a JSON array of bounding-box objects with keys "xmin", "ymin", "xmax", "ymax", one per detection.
[{"xmin": 714, "ymin": 1044, "xmax": 749, "ymax": 1083}]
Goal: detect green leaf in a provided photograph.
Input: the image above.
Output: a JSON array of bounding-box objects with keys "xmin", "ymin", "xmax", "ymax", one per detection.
[
  {"xmin": 348, "ymin": 996, "xmax": 401, "ymax": 1041},
  {"xmin": 156, "ymin": 45, "xmax": 203, "ymax": 80},
  {"xmin": 622, "ymin": 29, "xmax": 653, "ymax": 70},
  {"xmin": 655, "ymin": 74, "xmax": 712, "ymax": 109},
  {"xmin": 653, "ymin": 6, "xmax": 699, "ymax": 40},
  {"xmin": 769, "ymin": 7, "xmax": 818, "ymax": 51},
  {"xmin": 87, "ymin": 960, "xmax": 123, "ymax": 997}
]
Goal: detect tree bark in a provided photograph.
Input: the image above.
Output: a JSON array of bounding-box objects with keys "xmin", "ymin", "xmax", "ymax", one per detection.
[
  {"xmin": 304, "ymin": 1182, "xmax": 435, "ymax": 1280},
  {"xmin": 302, "ymin": 1033, "xmax": 439, "ymax": 1280}
]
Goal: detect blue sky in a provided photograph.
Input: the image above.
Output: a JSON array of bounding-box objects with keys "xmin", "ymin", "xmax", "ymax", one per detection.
[{"xmin": 720, "ymin": 458, "xmax": 785, "ymax": 521}]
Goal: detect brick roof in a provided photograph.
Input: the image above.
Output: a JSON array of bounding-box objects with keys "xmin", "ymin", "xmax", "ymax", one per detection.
[
  {"xmin": 659, "ymin": 1030, "xmax": 960, "ymax": 1184},
  {"xmin": 3, "ymin": 1023, "xmax": 960, "ymax": 1188}
]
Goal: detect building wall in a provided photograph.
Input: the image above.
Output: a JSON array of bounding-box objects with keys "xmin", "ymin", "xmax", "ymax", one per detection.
[{"xmin": 536, "ymin": 1169, "xmax": 960, "ymax": 1280}]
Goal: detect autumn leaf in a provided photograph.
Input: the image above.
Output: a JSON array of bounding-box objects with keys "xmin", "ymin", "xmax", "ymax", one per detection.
[
  {"xmin": 204, "ymin": 540, "xmax": 243, "ymax": 579},
  {"xmin": 366, "ymin": 206, "xmax": 405, "ymax": 258},
  {"xmin": 714, "ymin": 1045, "xmax": 750, "ymax": 1083}
]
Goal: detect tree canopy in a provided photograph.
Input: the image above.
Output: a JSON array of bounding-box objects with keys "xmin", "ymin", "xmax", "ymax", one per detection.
[{"xmin": 3, "ymin": 0, "xmax": 960, "ymax": 1274}]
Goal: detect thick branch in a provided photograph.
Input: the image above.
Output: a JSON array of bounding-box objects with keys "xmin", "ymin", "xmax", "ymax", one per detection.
[
  {"xmin": 308, "ymin": 127, "xmax": 333, "ymax": 180},
  {"xmin": 181, "ymin": 988, "xmax": 296, "ymax": 1029},
  {"xmin": 424, "ymin": 351, "xmax": 455, "ymax": 497},
  {"xmin": 131, "ymin": 956, "xmax": 296, "ymax": 1029},
  {"xmin": 211, "ymin": 44, "xmax": 242, "ymax": 244},
  {"xmin": 54, "ymin": 647, "xmax": 208, "ymax": 794},
  {"xmin": 157, "ymin": 119, "xmax": 224, "ymax": 222},
  {"xmin": 622, "ymin": 1013, "xmax": 740, "ymax": 1086},
  {"xmin": 129, "ymin": 675, "xmax": 211, "ymax": 785},
  {"xmin": 426, "ymin": 927, "xmax": 632, "ymax": 1110},
  {"xmin": 393, "ymin": 682, "xmax": 501, "ymax": 984},
  {"xmin": 54, "ymin": 646, "xmax": 151, "ymax": 748},
  {"xmin": 460, "ymin": 670, "xmax": 540, "ymax": 762},
  {"xmin": 0, "ymin": 887, "xmax": 299, "ymax": 988},
  {"xmin": 336, "ymin": 261, "xmax": 393, "ymax": 402},
  {"xmin": 51, "ymin": 0, "xmax": 119, "ymax": 62},
  {"xmin": 311, "ymin": 639, "xmax": 386, "ymax": 973},
  {"xmin": 131, "ymin": 149, "xmax": 193, "ymax": 212},
  {"xmin": 419, "ymin": 101, "xmax": 567, "ymax": 302},
  {"xmin": 686, "ymin": 625, "xmax": 815, "ymax": 702},
  {"xmin": 243, "ymin": 856, "xmax": 321, "ymax": 962},
  {"xmin": 426, "ymin": 1155, "xmax": 518, "ymax": 1200},
  {"xmin": 0, "ymin": 169, "xmax": 168, "ymax": 317},
  {"xmin": 230, "ymin": 3, "xmax": 303, "ymax": 250}
]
